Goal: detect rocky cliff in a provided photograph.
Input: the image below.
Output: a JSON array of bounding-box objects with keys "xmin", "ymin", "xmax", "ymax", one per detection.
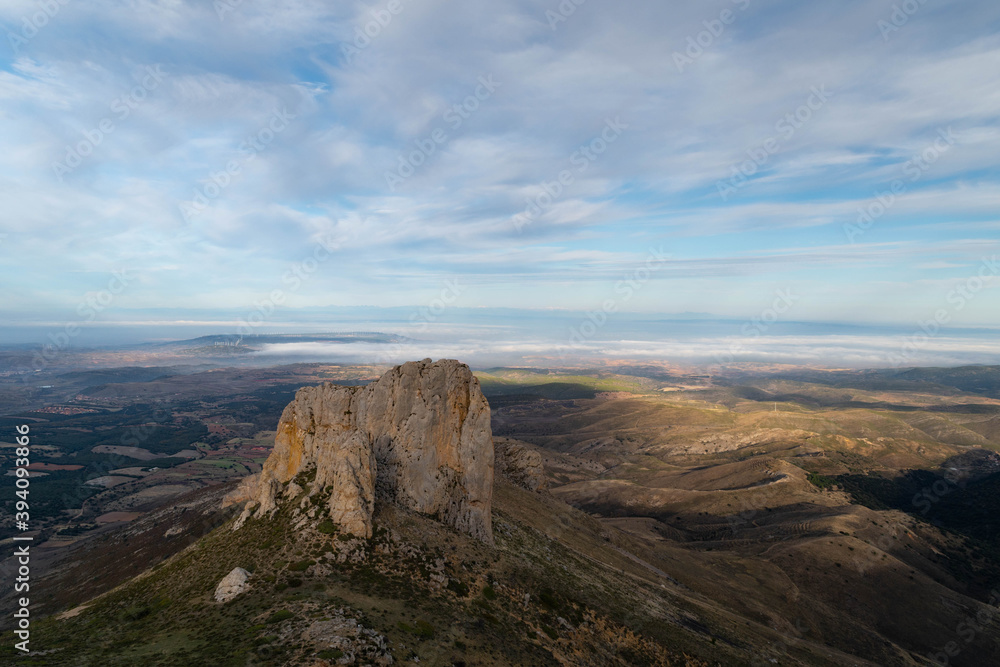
[{"xmin": 225, "ymin": 359, "xmax": 494, "ymax": 543}]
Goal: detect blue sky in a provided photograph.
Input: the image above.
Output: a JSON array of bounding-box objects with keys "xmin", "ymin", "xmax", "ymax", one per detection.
[{"xmin": 2, "ymin": 0, "xmax": 1000, "ymax": 347}]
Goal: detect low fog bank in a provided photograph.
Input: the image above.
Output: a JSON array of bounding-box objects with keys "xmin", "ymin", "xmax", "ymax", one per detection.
[
  {"xmin": 252, "ymin": 332, "xmax": 1000, "ymax": 370},
  {"xmin": 3, "ymin": 315, "xmax": 999, "ymax": 371}
]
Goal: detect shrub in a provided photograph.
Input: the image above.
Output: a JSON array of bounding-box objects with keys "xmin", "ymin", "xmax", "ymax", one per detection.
[
  {"xmin": 807, "ymin": 472, "xmax": 837, "ymax": 489},
  {"xmin": 447, "ymin": 579, "xmax": 469, "ymax": 597},
  {"xmin": 266, "ymin": 610, "xmax": 294, "ymax": 624},
  {"xmin": 317, "ymin": 649, "xmax": 344, "ymax": 659},
  {"xmin": 538, "ymin": 588, "xmax": 559, "ymax": 610},
  {"xmin": 398, "ymin": 619, "xmax": 435, "ymax": 638}
]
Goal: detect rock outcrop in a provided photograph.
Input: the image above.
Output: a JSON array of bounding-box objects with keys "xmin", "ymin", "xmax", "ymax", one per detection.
[
  {"xmin": 225, "ymin": 359, "xmax": 494, "ymax": 543},
  {"xmin": 494, "ymin": 438, "xmax": 545, "ymax": 491},
  {"xmin": 214, "ymin": 567, "xmax": 251, "ymax": 603}
]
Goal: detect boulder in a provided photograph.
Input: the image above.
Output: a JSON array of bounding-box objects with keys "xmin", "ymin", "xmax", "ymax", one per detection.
[{"xmin": 214, "ymin": 567, "xmax": 251, "ymax": 603}]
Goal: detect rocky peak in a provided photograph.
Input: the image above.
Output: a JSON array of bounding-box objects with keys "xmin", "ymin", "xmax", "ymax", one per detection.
[{"xmin": 225, "ymin": 359, "xmax": 494, "ymax": 543}]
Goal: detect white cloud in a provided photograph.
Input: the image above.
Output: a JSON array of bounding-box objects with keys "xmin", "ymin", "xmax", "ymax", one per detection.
[{"xmin": 2, "ymin": 0, "xmax": 1000, "ymax": 330}]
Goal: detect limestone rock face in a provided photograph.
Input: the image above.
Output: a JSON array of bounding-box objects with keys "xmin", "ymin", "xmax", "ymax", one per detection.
[
  {"xmin": 228, "ymin": 359, "xmax": 494, "ymax": 543},
  {"xmin": 494, "ymin": 438, "xmax": 545, "ymax": 491},
  {"xmin": 214, "ymin": 567, "xmax": 251, "ymax": 603}
]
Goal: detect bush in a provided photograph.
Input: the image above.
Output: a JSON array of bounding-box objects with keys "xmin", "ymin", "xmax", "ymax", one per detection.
[
  {"xmin": 266, "ymin": 610, "xmax": 294, "ymax": 624},
  {"xmin": 807, "ymin": 472, "xmax": 837, "ymax": 489},
  {"xmin": 398, "ymin": 619, "xmax": 435, "ymax": 638},
  {"xmin": 447, "ymin": 579, "xmax": 469, "ymax": 597},
  {"xmin": 317, "ymin": 649, "xmax": 344, "ymax": 659},
  {"xmin": 538, "ymin": 588, "xmax": 559, "ymax": 610},
  {"xmin": 121, "ymin": 605, "xmax": 150, "ymax": 622}
]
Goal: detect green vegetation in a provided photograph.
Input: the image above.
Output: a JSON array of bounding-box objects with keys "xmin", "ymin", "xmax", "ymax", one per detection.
[
  {"xmin": 266, "ymin": 610, "xmax": 294, "ymax": 624},
  {"xmin": 446, "ymin": 578, "xmax": 469, "ymax": 597},
  {"xmin": 317, "ymin": 648, "xmax": 344, "ymax": 659},
  {"xmin": 475, "ymin": 369, "xmax": 650, "ymax": 404},
  {"xmin": 806, "ymin": 472, "xmax": 837, "ymax": 489},
  {"xmin": 398, "ymin": 619, "xmax": 435, "ymax": 638},
  {"xmin": 538, "ymin": 588, "xmax": 559, "ymax": 611}
]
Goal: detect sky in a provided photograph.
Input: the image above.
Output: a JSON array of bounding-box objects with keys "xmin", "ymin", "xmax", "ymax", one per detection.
[{"xmin": 2, "ymin": 0, "xmax": 1000, "ymax": 365}]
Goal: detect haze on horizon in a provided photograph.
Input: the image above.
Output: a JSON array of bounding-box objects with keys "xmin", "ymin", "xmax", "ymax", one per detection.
[{"xmin": 2, "ymin": 0, "xmax": 1000, "ymax": 367}]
